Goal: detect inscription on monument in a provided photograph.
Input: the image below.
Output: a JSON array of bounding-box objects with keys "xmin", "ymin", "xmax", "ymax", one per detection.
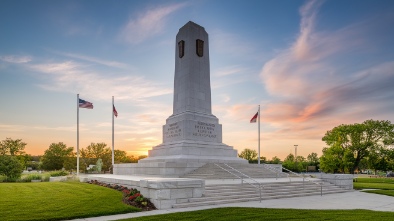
[
  {"xmin": 165, "ymin": 122, "xmax": 181, "ymax": 138},
  {"xmin": 193, "ymin": 121, "xmax": 216, "ymax": 138}
]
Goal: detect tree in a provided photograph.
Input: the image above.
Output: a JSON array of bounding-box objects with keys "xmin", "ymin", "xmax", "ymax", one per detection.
[
  {"xmin": 63, "ymin": 152, "xmax": 76, "ymax": 171},
  {"xmin": 80, "ymin": 143, "xmax": 111, "ymax": 172},
  {"xmin": 0, "ymin": 138, "xmax": 26, "ymax": 156},
  {"xmin": 0, "ymin": 155, "xmax": 23, "ymax": 181},
  {"xmin": 282, "ymin": 153, "xmax": 295, "ymax": 171},
  {"xmin": 270, "ymin": 156, "xmax": 281, "ymax": 164},
  {"xmin": 366, "ymin": 147, "xmax": 392, "ymax": 174},
  {"xmin": 41, "ymin": 142, "xmax": 74, "ymax": 170},
  {"xmin": 307, "ymin": 152, "xmax": 319, "ymax": 166},
  {"xmin": 238, "ymin": 148, "xmax": 257, "ymax": 162},
  {"xmin": 322, "ymin": 119, "xmax": 394, "ymax": 174}
]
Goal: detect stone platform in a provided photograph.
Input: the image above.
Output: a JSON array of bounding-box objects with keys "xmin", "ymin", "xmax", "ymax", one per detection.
[{"xmin": 80, "ymin": 174, "xmax": 205, "ymax": 209}]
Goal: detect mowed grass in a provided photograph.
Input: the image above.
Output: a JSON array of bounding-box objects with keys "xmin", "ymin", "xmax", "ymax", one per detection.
[
  {"xmin": 354, "ymin": 178, "xmax": 394, "ymax": 190},
  {"xmin": 354, "ymin": 182, "xmax": 394, "ymax": 190},
  {"xmin": 0, "ymin": 182, "xmax": 139, "ymax": 221},
  {"xmin": 119, "ymin": 207, "xmax": 394, "ymax": 221},
  {"xmin": 355, "ymin": 178, "xmax": 394, "ymax": 184},
  {"xmin": 364, "ymin": 190, "xmax": 394, "ymax": 197}
]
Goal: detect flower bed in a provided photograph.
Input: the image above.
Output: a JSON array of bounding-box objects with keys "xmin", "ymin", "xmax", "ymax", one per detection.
[{"xmin": 87, "ymin": 180, "xmax": 156, "ymax": 211}]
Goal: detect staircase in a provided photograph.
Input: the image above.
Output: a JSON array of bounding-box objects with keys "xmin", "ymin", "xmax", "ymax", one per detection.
[
  {"xmin": 180, "ymin": 163, "xmax": 288, "ymax": 179},
  {"xmin": 172, "ymin": 181, "xmax": 350, "ymax": 208},
  {"xmin": 173, "ymin": 163, "xmax": 352, "ymax": 208}
]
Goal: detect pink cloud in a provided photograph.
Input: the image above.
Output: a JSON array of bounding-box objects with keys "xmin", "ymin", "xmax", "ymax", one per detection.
[
  {"xmin": 257, "ymin": 0, "xmax": 394, "ymax": 149},
  {"xmin": 119, "ymin": 3, "xmax": 187, "ymax": 44}
]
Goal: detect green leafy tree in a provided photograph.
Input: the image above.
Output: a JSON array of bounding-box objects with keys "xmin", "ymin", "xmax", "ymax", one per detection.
[
  {"xmin": 0, "ymin": 155, "xmax": 23, "ymax": 181},
  {"xmin": 270, "ymin": 156, "xmax": 281, "ymax": 164},
  {"xmin": 80, "ymin": 143, "xmax": 111, "ymax": 172},
  {"xmin": 367, "ymin": 147, "xmax": 392, "ymax": 174},
  {"xmin": 282, "ymin": 153, "xmax": 295, "ymax": 171},
  {"xmin": 137, "ymin": 155, "xmax": 148, "ymax": 161},
  {"xmin": 322, "ymin": 119, "xmax": 394, "ymax": 174},
  {"xmin": 320, "ymin": 146, "xmax": 346, "ymax": 173},
  {"xmin": 307, "ymin": 152, "xmax": 319, "ymax": 166},
  {"xmin": 0, "ymin": 138, "xmax": 26, "ymax": 156},
  {"xmin": 238, "ymin": 148, "xmax": 258, "ymax": 162},
  {"xmin": 63, "ymin": 152, "xmax": 76, "ymax": 171},
  {"xmin": 296, "ymin": 156, "xmax": 307, "ymax": 172},
  {"xmin": 114, "ymin": 150, "xmax": 137, "ymax": 163},
  {"xmin": 41, "ymin": 142, "xmax": 74, "ymax": 170}
]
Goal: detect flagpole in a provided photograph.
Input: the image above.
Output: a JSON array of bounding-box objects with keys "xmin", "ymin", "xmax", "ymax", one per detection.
[
  {"xmin": 77, "ymin": 94, "xmax": 80, "ymax": 176},
  {"xmin": 112, "ymin": 96, "xmax": 115, "ymax": 170},
  {"xmin": 258, "ymin": 105, "xmax": 260, "ymax": 165}
]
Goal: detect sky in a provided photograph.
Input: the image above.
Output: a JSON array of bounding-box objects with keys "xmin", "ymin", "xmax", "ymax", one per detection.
[{"xmin": 1, "ymin": 0, "xmax": 394, "ymax": 160}]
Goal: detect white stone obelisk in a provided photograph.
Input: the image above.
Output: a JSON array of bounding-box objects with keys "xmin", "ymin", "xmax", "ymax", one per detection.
[
  {"xmin": 114, "ymin": 22, "xmax": 246, "ymax": 177},
  {"xmin": 140, "ymin": 21, "xmax": 246, "ymax": 165}
]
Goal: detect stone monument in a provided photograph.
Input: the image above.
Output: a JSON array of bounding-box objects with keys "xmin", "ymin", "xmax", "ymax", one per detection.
[{"xmin": 114, "ymin": 21, "xmax": 247, "ymax": 177}]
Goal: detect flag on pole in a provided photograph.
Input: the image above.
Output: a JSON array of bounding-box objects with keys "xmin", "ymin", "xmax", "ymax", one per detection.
[
  {"xmin": 79, "ymin": 99, "xmax": 93, "ymax": 109},
  {"xmin": 113, "ymin": 105, "xmax": 118, "ymax": 117},
  {"xmin": 250, "ymin": 112, "xmax": 258, "ymax": 123}
]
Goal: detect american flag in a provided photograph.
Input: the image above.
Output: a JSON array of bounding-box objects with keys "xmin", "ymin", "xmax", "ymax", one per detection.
[
  {"xmin": 113, "ymin": 105, "xmax": 118, "ymax": 117},
  {"xmin": 79, "ymin": 99, "xmax": 93, "ymax": 109},
  {"xmin": 250, "ymin": 112, "xmax": 258, "ymax": 123}
]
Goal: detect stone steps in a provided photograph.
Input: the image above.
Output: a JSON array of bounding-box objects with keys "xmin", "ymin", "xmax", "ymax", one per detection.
[
  {"xmin": 172, "ymin": 181, "xmax": 350, "ymax": 208},
  {"xmin": 181, "ymin": 163, "xmax": 288, "ymax": 179},
  {"xmin": 174, "ymin": 163, "xmax": 351, "ymax": 209}
]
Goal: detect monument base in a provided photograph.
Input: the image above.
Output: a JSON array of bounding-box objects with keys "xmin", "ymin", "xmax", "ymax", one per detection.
[{"xmin": 114, "ymin": 140, "xmax": 247, "ymax": 177}]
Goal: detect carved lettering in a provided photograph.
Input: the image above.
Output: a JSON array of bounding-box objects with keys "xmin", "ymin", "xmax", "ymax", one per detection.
[
  {"xmin": 193, "ymin": 121, "xmax": 216, "ymax": 138},
  {"xmin": 165, "ymin": 123, "xmax": 181, "ymax": 138}
]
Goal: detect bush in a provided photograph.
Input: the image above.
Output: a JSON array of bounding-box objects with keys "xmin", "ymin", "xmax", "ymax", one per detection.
[
  {"xmin": 19, "ymin": 174, "xmax": 43, "ymax": 182},
  {"xmin": 50, "ymin": 170, "xmax": 68, "ymax": 177},
  {"xmin": 0, "ymin": 155, "xmax": 23, "ymax": 182}
]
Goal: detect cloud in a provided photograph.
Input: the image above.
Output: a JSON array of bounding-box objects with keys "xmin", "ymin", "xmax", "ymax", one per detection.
[
  {"xmin": 119, "ymin": 3, "xmax": 187, "ymax": 44},
  {"xmin": 259, "ymin": 0, "xmax": 394, "ymax": 140},
  {"xmin": 213, "ymin": 65, "xmax": 247, "ymax": 77},
  {"xmin": 0, "ymin": 55, "xmax": 32, "ymax": 63},
  {"xmin": 210, "ymin": 29, "xmax": 254, "ymax": 55},
  {"xmin": 56, "ymin": 52, "xmax": 130, "ymax": 69},
  {"xmin": 29, "ymin": 60, "xmax": 171, "ymax": 101}
]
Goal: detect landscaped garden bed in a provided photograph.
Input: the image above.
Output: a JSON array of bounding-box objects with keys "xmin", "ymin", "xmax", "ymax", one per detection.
[{"xmin": 87, "ymin": 180, "xmax": 156, "ymax": 211}]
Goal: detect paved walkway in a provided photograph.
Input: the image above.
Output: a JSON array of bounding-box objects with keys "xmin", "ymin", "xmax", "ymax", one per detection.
[{"xmin": 70, "ymin": 190, "xmax": 394, "ymax": 221}]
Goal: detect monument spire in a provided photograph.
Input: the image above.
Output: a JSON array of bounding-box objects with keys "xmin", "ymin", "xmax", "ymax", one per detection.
[{"xmin": 173, "ymin": 21, "xmax": 212, "ymax": 115}]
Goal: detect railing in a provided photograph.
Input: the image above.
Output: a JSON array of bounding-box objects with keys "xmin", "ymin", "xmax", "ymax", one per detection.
[
  {"xmin": 261, "ymin": 164, "xmax": 324, "ymax": 196},
  {"xmin": 261, "ymin": 163, "xmax": 282, "ymax": 180},
  {"xmin": 214, "ymin": 163, "xmax": 263, "ymax": 202},
  {"xmin": 280, "ymin": 166, "xmax": 324, "ymax": 196}
]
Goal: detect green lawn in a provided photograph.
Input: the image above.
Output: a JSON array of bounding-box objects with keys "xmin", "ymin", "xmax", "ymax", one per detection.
[
  {"xmin": 0, "ymin": 181, "xmax": 139, "ymax": 221},
  {"xmin": 354, "ymin": 182, "xmax": 394, "ymax": 190},
  {"xmin": 119, "ymin": 208, "xmax": 394, "ymax": 221},
  {"xmin": 354, "ymin": 178, "xmax": 394, "ymax": 184},
  {"xmin": 363, "ymin": 190, "xmax": 394, "ymax": 197}
]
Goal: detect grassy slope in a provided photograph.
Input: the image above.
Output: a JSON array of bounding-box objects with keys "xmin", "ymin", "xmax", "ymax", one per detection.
[
  {"xmin": 363, "ymin": 190, "xmax": 394, "ymax": 197},
  {"xmin": 120, "ymin": 208, "xmax": 394, "ymax": 221},
  {"xmin": 354, "ymin": 178, "xmax": 394, "ymax": 184},
  {"xmin": 0, "ymin": 182, "xmax": 139, "ymax": 221},
  {"xmin": 354, "ymin": 182, "xmax": 394, "ymax": 190}
]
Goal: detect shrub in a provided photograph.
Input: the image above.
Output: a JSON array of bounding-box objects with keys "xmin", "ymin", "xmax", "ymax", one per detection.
[
  {"xmin": 50, "ymin": 170, "xmax": 68, "ymax": 177},
  {"xmin": 0, "ymin": 155, "xmax": 23, "ymax": 182},
  {"xmin": 19, "ymin": 174, "xmax": 43, "ymax": 182}
]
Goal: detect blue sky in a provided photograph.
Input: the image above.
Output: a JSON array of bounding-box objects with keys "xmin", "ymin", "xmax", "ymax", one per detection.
[{"xmin": 1, "ymin": 0, "xmax": 394, "ymax": 160}]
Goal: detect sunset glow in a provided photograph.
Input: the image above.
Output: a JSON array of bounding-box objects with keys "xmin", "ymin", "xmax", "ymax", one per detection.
[{"xmin": 1, "ymin": 0, "xmax": 394, "ymax": 160}]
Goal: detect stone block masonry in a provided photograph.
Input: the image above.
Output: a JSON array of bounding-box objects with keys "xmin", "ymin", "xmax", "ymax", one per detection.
[{"xmin": 80, "ymin": 175, "xmax": 204, "ymax": 209}]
